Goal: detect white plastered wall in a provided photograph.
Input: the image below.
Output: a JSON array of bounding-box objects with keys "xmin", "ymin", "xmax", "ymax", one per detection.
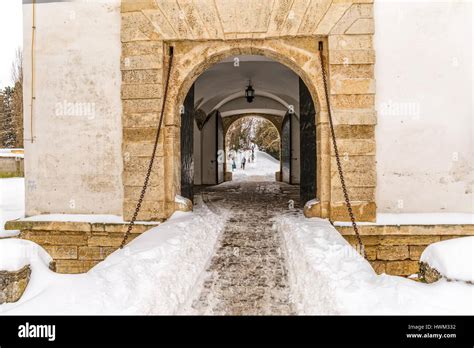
[
  {"xmin": 375, "ymin": 0, "xmax": 473, "ymax": 213},
  {"xmin": 22, "ymin": 0, "xmax": 123, "ymax": 216}
]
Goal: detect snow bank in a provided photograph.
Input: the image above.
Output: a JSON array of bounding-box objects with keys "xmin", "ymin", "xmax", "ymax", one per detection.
[
  {"xmin": 304, "ymin": 199, "xmax": 320, "ymax": 210},
  {"xmin": 277, "ymin": 215, "xmax": 376, "ymax": 314},
  {"xmin": 420, "ymin": 237, "xmax": 474, "ymax": 282},
  {"xmin": 334, "ymin": 212, "xmax": 474, "ymax": 226},
  {"xmin": 0, "ymin": 178, "xmax": 24, "ymax": 237},
  {"xmin": 19, "ymin": 213, "xmax": 158, "ymax": 225},
  {"xmin": 277, "ymin": 214, "xmax": 474, "ymax": 315},
  {"xmin": 375, "ymin": 213, "xmax": 474, "ymax": 225},
  {"xmin": 0, "ymin": 240, "xmax": 55, "ymax": 309},
  {"xmin": 0, "ymin": 239, "xmax": 52, "ymax": 272},
  {"xmin": 0, "ymin": 149, "xmax": 24, "ymax": 159},
  {"xmin": 0, "ymin": 204, "xmax": 227, "ymax": 315},
  {"xmin": 174, "ymin": 195, "xmax": 188, "ymax": 205}
]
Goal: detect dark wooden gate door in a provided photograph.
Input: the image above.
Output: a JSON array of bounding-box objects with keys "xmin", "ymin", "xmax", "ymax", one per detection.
[
  {"xmin": 216, "ymin": 110, "xmax": 224, "ymax": 184},
  {"xmin": 180, "ymin": 84, "xmax": 194, "ymax": 201},
  {"xmin": 299, "ymin": 78, "xmax": 317, "ymax": 205},
  {"xmin": 281, "ymin": 111, "xmax": 291, "ymax": 183}
]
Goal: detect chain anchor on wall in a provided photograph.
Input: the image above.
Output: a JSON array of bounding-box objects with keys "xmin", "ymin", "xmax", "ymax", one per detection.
[{"xmin": 318, "ymin": 41, "xmax": 367, "ymax": 259}]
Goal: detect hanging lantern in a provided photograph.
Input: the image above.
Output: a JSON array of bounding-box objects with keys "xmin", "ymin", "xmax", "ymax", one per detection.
[{"xmin": 245, "ymin": 80, "xmax": 255, "ymax": 103}]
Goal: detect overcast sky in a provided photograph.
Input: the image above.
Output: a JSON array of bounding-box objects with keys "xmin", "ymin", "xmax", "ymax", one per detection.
[{"xmin": 0, "ymin": 0, "xmax": 23, "ymax": 88}]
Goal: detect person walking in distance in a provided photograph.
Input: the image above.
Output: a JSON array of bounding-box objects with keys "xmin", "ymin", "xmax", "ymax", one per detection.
[{"xmin": 241, "ymin": 156, "xmax": 246, "ymax": 170}]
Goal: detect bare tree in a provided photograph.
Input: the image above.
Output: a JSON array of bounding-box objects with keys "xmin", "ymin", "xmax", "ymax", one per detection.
[
  {"xmin": 253, "ymin": 118, "xmax": 280, "ymax": 160},
  {"xmin": 226, "ymin": 116, "xmax": 280, "ymax": 160},
  {"xmin": 11, "ymin": 48, "xmax": 23, "ymax": 87},
  {"xmin": 11, "ymin": 47, "xmax": 23, "ymax": 147},
  {"xmin": 0, "ymin": 87, "xmax": 16, "ymax": 148}
]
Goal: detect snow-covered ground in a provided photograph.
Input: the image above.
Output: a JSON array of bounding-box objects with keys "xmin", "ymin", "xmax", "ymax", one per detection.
[
  {"xmin": 0, "ymin": 202, "xmax": 228, "ymax": 315},
  {"xmin": 0, "ymin": 170, "xmax": 473, "ymax": 315},
  {"xmin": 278, "ymin": 214, "xmax": 474, "ymax": 315},
  {"xmin": 3, "ymin": 203, "xmax": 472, "ymax": 315},
  {"xmin": 0, "ymin": 178, "xmax": 24, "ymax": 237},
  {"xmin": 228, "ymin": 150, "xmax": 279, "ymax": 182},
  {"xmin": 0, "ymin": 148, "xmax": 24, "ymax": 158},
  {"xmin": 335, "ymin": 213, "xmax": 474, "ymax": 226},
  {"xmin": 421, "ymin": 237, "xmax": 474, "ymax": 283},
  {"xmin": 0, "ymin": 239, "xmax": 52, "ymax": 272},
  {"xmin": 17, "ymin": 213, "xmax": 158, "ymax": 225}
]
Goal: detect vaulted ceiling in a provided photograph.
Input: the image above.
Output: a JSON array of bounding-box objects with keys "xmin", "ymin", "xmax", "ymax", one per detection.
[{"xmin": 194, "ymin": 55, "xmax": 300, "ymax": 118}]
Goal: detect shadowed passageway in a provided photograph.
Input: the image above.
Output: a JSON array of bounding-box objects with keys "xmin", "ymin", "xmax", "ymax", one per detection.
[{"xmin": 190, "ymin": 181, "xmax": 300, "ymax": 315}]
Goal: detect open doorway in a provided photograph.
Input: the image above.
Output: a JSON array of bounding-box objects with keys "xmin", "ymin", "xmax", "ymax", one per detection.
[
  {"xmin": 180, "ymin": 55, "xmax": 316, "ymax": 205},
  {"xmin": 225, "ymin": 116, "xmax": 280, "ymax": 182}
]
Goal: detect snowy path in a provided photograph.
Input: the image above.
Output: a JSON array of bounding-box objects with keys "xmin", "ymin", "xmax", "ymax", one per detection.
[
  {"xmin": 190, "ymin": 181, "xmax": 300, "ymax": 315},
  {"xmin": 228, "ymin": 150, "xmax": 280, "ymax": 182}
]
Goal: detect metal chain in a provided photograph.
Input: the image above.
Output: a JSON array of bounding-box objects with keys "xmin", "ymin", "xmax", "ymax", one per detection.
[
  {"xmin": 119, "ymin": 46, "xmax": 174, "ymax": 249},
  {"xmin": 318, "ymin": 42, "xmax": 366, "ymax": 259}
]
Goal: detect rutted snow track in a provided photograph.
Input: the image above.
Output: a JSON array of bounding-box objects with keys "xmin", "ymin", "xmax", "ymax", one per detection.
[{"xmin": 189, "ymin": 181, "xmax": 300, "ymax": 315}]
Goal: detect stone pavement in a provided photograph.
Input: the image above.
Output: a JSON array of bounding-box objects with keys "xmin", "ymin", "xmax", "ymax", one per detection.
[{"xmin": 191, "ymin": 181, "xmax": 300, "ymax": 315}]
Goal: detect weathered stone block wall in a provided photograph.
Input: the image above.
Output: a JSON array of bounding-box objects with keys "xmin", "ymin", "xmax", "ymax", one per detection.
[
  {"xmin": 0, "ymin": 265, "xmax": 31, "ymax": 304},
  {"xmin": 0, "ymin": 157, "xmax": 24, "ymax": 177},
  {"xmin": 5, "ymin": 220, "xmax": 158, "ymax": 274},
  {"xmin": 338, "ymin": 225, "xmax": 474, "ymax": 276},
  {"xmin": 120, "ymin": 0, "xmax": 378, "ymax": 222}
]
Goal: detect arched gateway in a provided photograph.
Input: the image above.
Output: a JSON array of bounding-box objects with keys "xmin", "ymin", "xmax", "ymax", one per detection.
[
  {"xmin": 120, "ymin": 1, "xmax": 378, "ymax": 223},
  {"xmin": 178, "ymin": 54, "xmax": 317, "ymax": 205},
  {"xmin": 160, "ymin": 42, "xmax": 325, "ymax": 218},
  {"xmin": 122, "ymin": 39, "xmax": 376, "ymax": 223}
]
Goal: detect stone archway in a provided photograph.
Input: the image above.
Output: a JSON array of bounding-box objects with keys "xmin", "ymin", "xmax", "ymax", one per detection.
[
  {"xmin": 120, "ymin": 1, "xmax": 377, "ymax": 222},
  {"xmin": 164, "ymin": 39, "xmax": 327, "ymax": 218}
]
